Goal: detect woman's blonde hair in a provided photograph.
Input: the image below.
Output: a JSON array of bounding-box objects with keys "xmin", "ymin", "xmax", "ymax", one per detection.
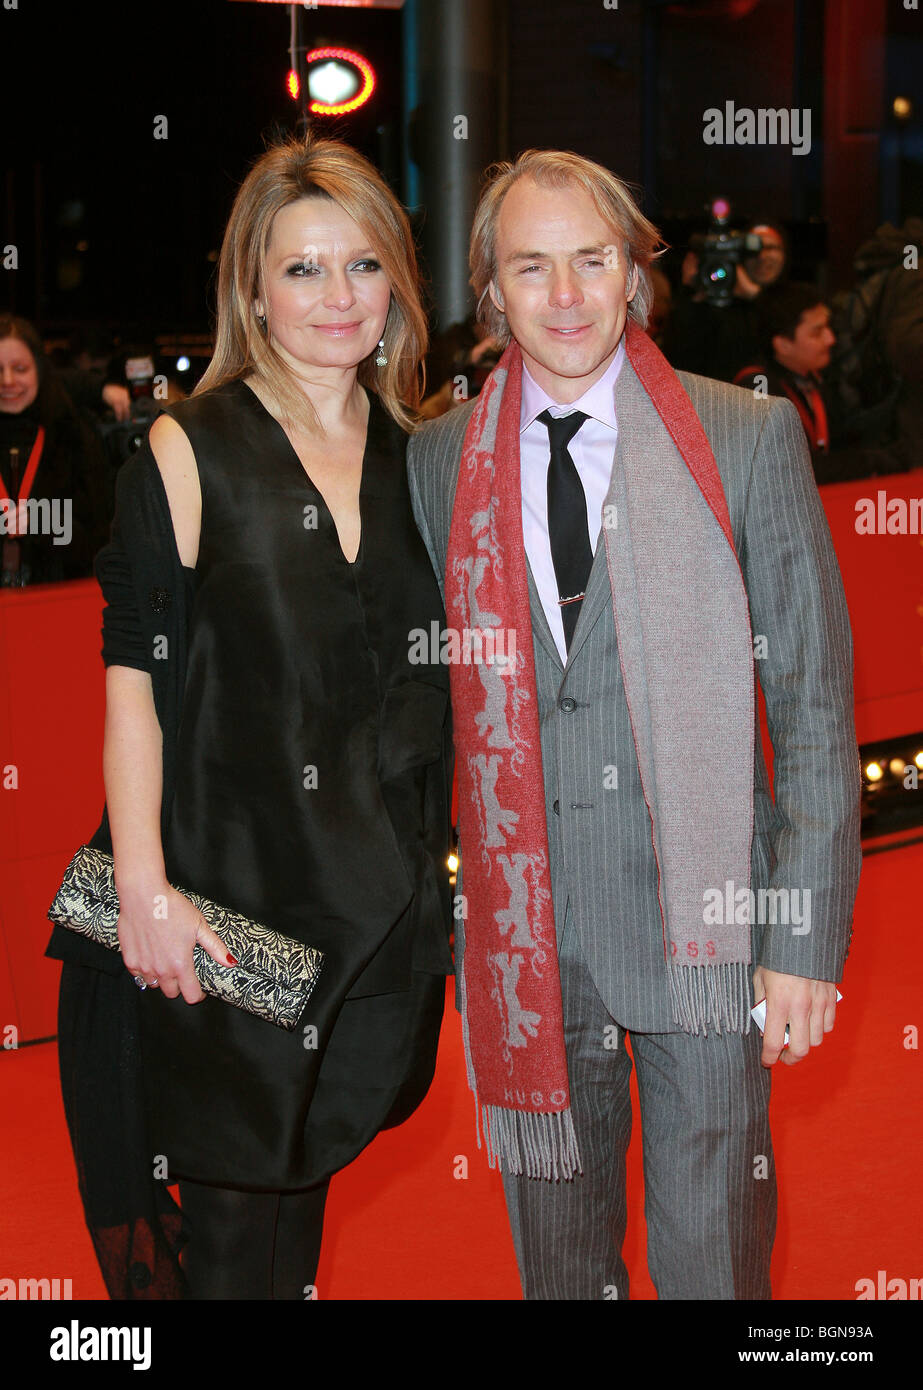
[
  {"xmin": 470, "ymin": 149, "xmax": 664, "ymax": 343},
  {"xmin": 196, "ymin": 132, "xmax": 427, "ymax": 432}
]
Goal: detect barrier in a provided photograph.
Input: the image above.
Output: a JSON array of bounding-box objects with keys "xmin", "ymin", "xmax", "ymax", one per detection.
[{"xmin": 0, "ymin": 579, "xmax": 105, "ymax": 1043}]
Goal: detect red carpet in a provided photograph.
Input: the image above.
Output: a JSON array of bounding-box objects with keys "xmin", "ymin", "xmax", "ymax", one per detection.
[{"xmin": 1, "ymin": 835, "xmax": 920, "ymax": 1300}]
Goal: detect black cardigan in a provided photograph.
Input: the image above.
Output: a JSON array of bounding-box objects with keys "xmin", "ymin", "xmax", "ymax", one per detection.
[{"xmin": 46, "ymin": 434, "xmax": 195, "ymax": 1299}]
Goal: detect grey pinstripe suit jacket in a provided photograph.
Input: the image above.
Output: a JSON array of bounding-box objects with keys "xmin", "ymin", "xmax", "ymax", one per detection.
[{"xmin": 407, "ymin": 363, "xmax": 862, "ymax": 1033}]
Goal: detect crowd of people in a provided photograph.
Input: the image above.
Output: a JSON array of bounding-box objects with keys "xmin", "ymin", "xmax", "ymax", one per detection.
[
  {"xmin": 422, "ymin": 213, "xmax": 922, "ymax": 485},
  {"xmin": 662, "ymin": 214, "xmax": 922, "ymax": 481},
  {"xmin": 2, "ymin": 208, "xmax": 919, "ymax": 592}
]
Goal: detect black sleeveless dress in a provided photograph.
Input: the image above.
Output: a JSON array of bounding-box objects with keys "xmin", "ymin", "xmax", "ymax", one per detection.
[{"xmin": 131, "ymin": 379, "xmax": 452, "ymax": 1190}]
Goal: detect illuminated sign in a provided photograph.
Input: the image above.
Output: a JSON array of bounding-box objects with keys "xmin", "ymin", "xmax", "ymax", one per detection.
[{"xmin": 305, "ymin": 47, "xmax": 376, "ymax": 115}]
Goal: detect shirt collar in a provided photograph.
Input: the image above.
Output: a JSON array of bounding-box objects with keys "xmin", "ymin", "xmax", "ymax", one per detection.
[{"xmin": 520, "ymin": 337, "xmax": 625, "ymax": 433}]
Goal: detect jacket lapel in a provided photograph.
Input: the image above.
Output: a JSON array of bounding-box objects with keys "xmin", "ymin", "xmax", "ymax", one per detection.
[{"xmin": 525, "ymin": 553, "xmax": 564, "ymax": 670}]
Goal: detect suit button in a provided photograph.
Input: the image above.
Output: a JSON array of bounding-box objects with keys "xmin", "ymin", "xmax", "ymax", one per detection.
[
  {"xmin": 559, "ymin": 697, "xmax": 576, "ymax": 713},
  {"xmin": 552, "ymin": 799, "xmax": 560, "ymax": 815}
]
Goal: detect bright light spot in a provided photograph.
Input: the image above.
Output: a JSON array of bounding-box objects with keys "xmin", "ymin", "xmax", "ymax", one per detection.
[
  {"xmin": 306, "ymin": 47, "xmax": 376, "ymax": 115},
  {"xmin": 308, "ymin": 61, "xmax": 360, "ymax": 107}
]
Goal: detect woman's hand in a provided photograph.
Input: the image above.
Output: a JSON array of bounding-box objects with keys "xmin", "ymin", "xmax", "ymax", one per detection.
[{"xmin": 118, "ymin": 880, "xmax": 235, "ymax": 1004}]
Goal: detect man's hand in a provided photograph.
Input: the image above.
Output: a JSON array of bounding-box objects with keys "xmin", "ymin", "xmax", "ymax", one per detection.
[
  {"xmin": 733, "ymin": 263, "xmax": 762, "ymax": 299},
  {"xmin": 102, "ymin": 382, "xmax": 132, "ymax": 421},
  {"xmin": 751, "ymin": 966, "xmax": 838, "ymax": 1068}
]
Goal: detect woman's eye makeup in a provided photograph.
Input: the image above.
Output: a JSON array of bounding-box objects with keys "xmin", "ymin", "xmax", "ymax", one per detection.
[{"xmin": 284, "ymin": 258, "xmax": 382, "ymax": 276}]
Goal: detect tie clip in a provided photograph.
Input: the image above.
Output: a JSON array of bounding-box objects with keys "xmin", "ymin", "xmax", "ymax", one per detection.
[{"xmin": 558, "ymin": 593, "xmax": 585, "ymax": 606}]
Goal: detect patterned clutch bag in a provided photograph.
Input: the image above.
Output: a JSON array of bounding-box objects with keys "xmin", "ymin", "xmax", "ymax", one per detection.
[{"xmin": 48, "ymin": 845, "xmax": 324, "ymax": 1032}]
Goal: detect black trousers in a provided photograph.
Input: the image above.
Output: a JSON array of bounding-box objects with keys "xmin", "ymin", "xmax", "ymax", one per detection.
[{"xmin": 177, "ymin": 1177, "xmax": 330, "ymax": 1300}]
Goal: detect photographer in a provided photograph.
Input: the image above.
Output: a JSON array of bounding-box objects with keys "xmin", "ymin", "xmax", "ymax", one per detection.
[{"xmin": 663, "ymin": 207, "xmax": 781, "ymax": 382}]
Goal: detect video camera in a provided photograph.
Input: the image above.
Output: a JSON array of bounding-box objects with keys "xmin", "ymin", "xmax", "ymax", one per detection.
[{"xmin": 691, "ymin": 199, "xmax": 762, "ymax": 307}]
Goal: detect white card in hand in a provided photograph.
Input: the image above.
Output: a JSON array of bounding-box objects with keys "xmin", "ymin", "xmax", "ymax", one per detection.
[{"xmin": 751, "ymin": 989, "xmax": 842, "ymax": 1044}]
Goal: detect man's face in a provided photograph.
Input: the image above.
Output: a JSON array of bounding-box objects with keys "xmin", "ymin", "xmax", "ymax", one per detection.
[
  {"xmin": 489, "ymin": 178, "xmax": 638, "ymax": 404},
  {"xmin": 773, "ymin": 304, "xmax": 835, "ymax": 377},
  {"xmin": 744, "ymin": 226, "xmax": 786, "ymax": 287}
]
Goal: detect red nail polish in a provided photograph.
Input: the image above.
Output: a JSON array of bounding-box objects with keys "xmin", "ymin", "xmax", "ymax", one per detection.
[{"xmin": 227, "ymin": 953, "xmax": 238, "ymax": 966}]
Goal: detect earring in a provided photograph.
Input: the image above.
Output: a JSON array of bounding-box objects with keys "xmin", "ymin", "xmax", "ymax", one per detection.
[{"xmin": 375, "ymin": 338, "xmax": 388, "ymax": 367}]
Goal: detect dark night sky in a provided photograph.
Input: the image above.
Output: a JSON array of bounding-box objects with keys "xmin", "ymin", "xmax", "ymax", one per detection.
[{"xmin": 2, "ymin": 0, "xmax": 404, "ymax": 333}]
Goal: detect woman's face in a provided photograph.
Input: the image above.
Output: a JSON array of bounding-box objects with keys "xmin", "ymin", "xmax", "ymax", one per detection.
[
  {"xmin": 256, "ymin": 197, "xmax": 392, "ymax": 380},
  {"xmin": 0, "ymin": 337, "xmax": 39, "ymax": 413}
]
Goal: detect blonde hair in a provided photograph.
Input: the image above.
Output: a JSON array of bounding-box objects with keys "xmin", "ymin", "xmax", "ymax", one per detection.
[
  {"xmin": 470, "ymin": 149, "xmax": 664, "ymax": 343},
  {"xmin": 196, "ymin": 133, "xmax": 427, "ymax": 432}
]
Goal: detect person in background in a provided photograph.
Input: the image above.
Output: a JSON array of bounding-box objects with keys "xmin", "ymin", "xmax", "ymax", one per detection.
[
  {"xmin": 56, "ymin": 322, "xmax": 132, "ymax": 423},
  {"xmin": 825, "ymin": 217, "xmax": 923, "ymax": 477},
  {"xmin": 419, "ymin": 314, "xmax": 502, "ymax": 419},
  {"xmin": 664, "ymin": 219, "xmax": 789, "ymax": 382},
  {"xmin": 734, "ymin": 282, "xmax": 836, "ymax": 462},
  {"xmin": 0, "ymin": 314, "xmax": 109, "ymax": 584},
  {"xmin": 740, "ymin": 221, "xmax": 789, "ymax": 294}
]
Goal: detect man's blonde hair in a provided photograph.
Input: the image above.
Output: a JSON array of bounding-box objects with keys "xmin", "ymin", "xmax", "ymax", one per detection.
[{"xmin": 470, "ymin": 149, "xmax": 663, "ymax": 344}]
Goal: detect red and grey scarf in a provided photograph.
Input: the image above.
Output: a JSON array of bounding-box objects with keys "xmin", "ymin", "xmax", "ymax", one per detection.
[{"xmin": 446, "ymin": 320, "xmax": 756, "ymax": 1179}]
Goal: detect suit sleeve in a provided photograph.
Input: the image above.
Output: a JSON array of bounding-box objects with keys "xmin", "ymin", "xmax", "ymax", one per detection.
[
  {"xmin": 406, "ymin": 425, "xmax": 464, "ymax": 1008},
  {"xmin": 740, "ymin": 396, "xmax": 861, "ymax": 982},
  {"xmin": 406, "ymin": 431, "xmax": 447, "ymax": 603}
]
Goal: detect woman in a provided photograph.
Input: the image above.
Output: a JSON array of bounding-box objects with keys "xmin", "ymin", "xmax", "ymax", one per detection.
[
  {"xmin": 0, "ymin": 315, "xmax": 109, "ymax": 584},
  {"xmin": 46, "ymin": 134, "xmax": 453, "ymax": 1299}
]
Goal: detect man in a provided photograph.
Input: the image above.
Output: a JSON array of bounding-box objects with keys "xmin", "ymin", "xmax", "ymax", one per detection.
[
  {"xmin": 407, "ymin": 151, "xmax": 860, "ymax": 1300},
  {"xmin": 741, "ymin": 221, "xmax": 789, "ymax": 292},
  {"xmin": 663, "ymin": 221, "xmax": 787, "ymax": 383},
  {"xmin": 827, "ymin": 218, "xmax": 923, "ymax": 478},
  {"xmin": 734, "ymin": 282, "xmax": 837, "ymax": 457}
]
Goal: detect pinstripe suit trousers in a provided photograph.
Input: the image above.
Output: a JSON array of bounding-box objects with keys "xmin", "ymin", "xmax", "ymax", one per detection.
[{"xmin": 500, "ymin": 910, "xmax": 776, "ymax": 1300}]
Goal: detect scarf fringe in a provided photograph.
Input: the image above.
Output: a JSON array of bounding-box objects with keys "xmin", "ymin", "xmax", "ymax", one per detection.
[
  {"xmin": 480, "ymin": 1102, "xmax": 582, "ymax": 1180},
  {"xmin": 669, "ymin": 959, "xmax": 753, "ymax": 1035}
]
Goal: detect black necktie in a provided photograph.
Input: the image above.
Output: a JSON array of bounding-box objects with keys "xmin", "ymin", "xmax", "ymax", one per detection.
[{"xmin": 538, "ymin": 409, "xmax": 591, "ymax": 652}]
